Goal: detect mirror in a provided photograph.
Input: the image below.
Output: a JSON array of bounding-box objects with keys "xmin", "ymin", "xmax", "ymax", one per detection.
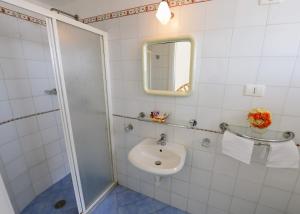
[{"xmin": 143, "ymin": 37, "xmax": 194, "ymax": 96}]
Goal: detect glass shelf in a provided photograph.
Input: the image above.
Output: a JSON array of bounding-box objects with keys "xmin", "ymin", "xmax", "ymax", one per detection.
[
  {"xmin": 113, "ymin": 112, "xmax": 296, "ymax": 144},
  {"xmin": 220, "ymin": 123, "xmax": 295, "ymax": 143},
  {"xmin": 113, "ymin": 113, "xmax": 222, "ymax": 134}
]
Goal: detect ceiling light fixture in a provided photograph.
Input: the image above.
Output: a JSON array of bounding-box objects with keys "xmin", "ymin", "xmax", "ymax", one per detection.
[{"xmin": 156, "ymin": 0, "xmax": 173, "ymax": 25}]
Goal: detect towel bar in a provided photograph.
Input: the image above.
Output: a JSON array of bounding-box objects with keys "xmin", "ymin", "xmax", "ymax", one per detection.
[{"xmin": 220, "ymin": 122, "xmax": 296, "ymax": 144}]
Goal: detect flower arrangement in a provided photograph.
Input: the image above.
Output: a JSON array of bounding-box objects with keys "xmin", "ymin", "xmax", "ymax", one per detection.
[
  {"xmin": 248, "ymin": 108, "xmax": 272, "ymax": 129},
  {"xmin": 150, "ymin": 111, "xmax": 169, "ymax": 123}
]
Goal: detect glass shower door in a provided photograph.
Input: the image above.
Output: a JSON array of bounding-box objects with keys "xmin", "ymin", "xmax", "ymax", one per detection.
[{"xmin": 52, "ymin": 20, "xmax": 114, "ymax": 210}]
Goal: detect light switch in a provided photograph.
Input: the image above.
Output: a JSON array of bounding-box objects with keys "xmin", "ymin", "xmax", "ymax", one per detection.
[
  {"xmin": 254, "ymin": 85, "xmax": 266, "ymax": 97},
  {"xmin": 244, "ymin": 84, "xmax": 266, "ymax": 97},
  {"xmin": 244, "ymin": 84, "xmax": 256, "ymax": 96},
  {"xmin": 259, "ymin": 0, "xmax": 284, "ymax": 5}
]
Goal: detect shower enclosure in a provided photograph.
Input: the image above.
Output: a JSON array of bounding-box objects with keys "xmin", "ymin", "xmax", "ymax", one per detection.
[
  {"xmin": 49, "ymin": 19, "xmax": 115, "ymax": 212},
  {"xmin": 0, "ymin": 0, "xmax": 115, "ymax": 213}
]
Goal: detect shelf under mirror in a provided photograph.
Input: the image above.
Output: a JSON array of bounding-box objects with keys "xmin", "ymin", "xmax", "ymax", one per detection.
[{"xmin": 113, "ymin": 113, "xmax": 222, "ymax": 134}]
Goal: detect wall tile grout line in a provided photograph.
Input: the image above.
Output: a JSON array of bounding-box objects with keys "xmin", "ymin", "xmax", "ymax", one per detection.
[{"xmin": 0, "ymin": 108, "xmax": 60, "ymax": 126}]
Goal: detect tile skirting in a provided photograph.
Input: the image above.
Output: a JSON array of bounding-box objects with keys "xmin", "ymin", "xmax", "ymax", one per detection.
[
  {"xmin": 0, "ymin": 5, "xmax": 46, "ymax": 26},
  {"xmin": 82, "ymin": 0, "xmax": 211, "ymax": 24}
]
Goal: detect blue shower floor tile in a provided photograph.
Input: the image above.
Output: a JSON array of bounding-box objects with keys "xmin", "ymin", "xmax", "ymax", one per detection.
[
  {"xmin": 21, "ymin": 174, "xmax": 78, "ymax": 214},
  {"xmin": 117, "ymin": 197, "xmax": 167, "ymax": 214},
  {"xmin": 116, "ymin": 188, "xmax": 147, "ymax": 206},
  {"xmin": 155, "ymin": 206, "xmax": 188, "ymax": 214},
  {"xmin": 21, "ymin": 175, "xmax": 188, "ymax": 214}
]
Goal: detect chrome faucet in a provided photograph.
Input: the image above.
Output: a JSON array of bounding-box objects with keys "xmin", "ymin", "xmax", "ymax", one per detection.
[{"xmin": 157, "ymin": 133, "xmax": 167, "ymax": 146}]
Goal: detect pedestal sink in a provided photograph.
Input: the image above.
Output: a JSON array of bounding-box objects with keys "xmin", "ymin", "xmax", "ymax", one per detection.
[{"xmin": 128, "ymin": 138, "xmax": 186, "ymax": 184}]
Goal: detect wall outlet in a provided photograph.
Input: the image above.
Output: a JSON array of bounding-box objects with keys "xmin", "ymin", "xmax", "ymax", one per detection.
[
  {"xmin": 259, "ymin": 0, "xmax": 284, "ymax": 5},
  {"xmin": 244, "ymin": 84, "xmax": 266, "ymax": 97}
]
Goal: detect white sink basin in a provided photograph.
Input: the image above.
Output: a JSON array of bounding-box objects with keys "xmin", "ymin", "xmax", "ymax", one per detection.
[{"xmin": 128, "ymin": 138, "xmax": 186, "ymax": 176}]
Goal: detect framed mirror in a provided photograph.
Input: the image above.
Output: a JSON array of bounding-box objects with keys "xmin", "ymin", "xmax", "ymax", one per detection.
[{"xmin": 142, "ymin": 37, "xmax": 195, "ymax": 96}]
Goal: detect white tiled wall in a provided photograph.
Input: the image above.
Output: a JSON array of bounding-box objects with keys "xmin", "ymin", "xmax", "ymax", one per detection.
[
  {"xmin": 150, "ymin": 43, "xmax": 171, "ymax": 90},
  {"xmin": 0, "ymin": 11, "xmax": 69, "ymax": 213},
  {"xmin": 89, "ymin": 0, "xmax": 300, "ymax": 213}
]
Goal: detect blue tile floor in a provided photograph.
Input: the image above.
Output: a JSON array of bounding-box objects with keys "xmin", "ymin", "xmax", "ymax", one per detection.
[
  {"xmin": 22, "ymin": 174, "xmax": 188, "ymax": 214},
  {"xmin": 92, "ymin": 185, "xmax": 188, "ymax": 214},
  {"xmin": 21, "ymin": 175, "xmax": 78, "ymax": 214}
]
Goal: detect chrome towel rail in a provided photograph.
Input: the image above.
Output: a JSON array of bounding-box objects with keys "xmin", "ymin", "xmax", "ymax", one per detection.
[{"xmin": 220, "ymin": 122, "xmax": 297, "ymax": 145}]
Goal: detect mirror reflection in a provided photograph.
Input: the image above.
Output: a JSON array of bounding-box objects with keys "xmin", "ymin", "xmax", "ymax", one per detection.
[{"xmin": 143, "ymin": 38, "xmax": 194, "ymax": 96}]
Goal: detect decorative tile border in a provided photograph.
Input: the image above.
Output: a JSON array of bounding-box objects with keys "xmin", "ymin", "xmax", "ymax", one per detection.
[
  {"xmin": 1, "ymin": 0, "xmax": 210, "ymax": 26},
  {"xmin": 0, "ymin": 109, "xmax": 60, "ymax": 126},
  {"xmin": 82, "ymin": 0, "xmax": 211, "ymax": 24},
  {"xmin": 0, "ymin": 5, "xmax": 46, "ymax": 26}
]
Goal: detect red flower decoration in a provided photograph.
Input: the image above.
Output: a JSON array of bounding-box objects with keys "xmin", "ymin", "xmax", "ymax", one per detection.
[{"xmin": 248, "ymin": 108, "xmax": 272, "ymax": 129}]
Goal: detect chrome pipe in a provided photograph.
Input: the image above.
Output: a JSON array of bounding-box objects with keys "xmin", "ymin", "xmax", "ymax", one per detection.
[{"xmin": 50, "ymin": 8, "xmax": 79, "ymax": 20}]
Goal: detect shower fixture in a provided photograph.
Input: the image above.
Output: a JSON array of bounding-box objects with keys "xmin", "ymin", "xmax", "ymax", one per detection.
[
  {"xmin": 45, "ymin": 88, "xmax": 57, "ymax": 95},
  {"xmin": 50, "ymin": 8, "xmax": 79, "ymax": 20}
]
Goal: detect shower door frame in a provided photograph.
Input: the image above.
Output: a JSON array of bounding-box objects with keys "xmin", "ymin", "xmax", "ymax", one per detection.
[
  {"xmin": 1, "ymin": 0, "xmax": 117, "ymax": 213},
  {"xmin": 46, "ymin": 18, "xmax": 117, "ymax": 214}
]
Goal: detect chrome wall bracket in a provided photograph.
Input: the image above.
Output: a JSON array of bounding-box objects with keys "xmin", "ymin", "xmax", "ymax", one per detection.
[
  {"xmin": 201, "ymin": 138, "xmax": 211, "ymax": 148},
  {"xmin": 124, "ymin": 124, "xmax": 133, "ymax": 132},
  {"xmin": 189, "ymin": 119, "xmax": 197, "ymax": 128}
]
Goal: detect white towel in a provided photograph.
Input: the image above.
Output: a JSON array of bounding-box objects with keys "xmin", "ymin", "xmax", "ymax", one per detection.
[
  {"xmin": 267, "ymin": 141, "xmax": 299, "ymax": 168},
  {"xmin": 222, "ymin": 131, "xmax": 254, "ymax": 164}
]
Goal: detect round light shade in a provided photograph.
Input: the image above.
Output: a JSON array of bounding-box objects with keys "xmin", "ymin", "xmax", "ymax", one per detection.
[{"xmin": 156, "ymin": 1, "xmax": 172, "ymax": 25}]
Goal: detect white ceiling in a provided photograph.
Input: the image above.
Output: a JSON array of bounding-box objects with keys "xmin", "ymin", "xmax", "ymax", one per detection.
[{"xmin": 35, "ymin": 0, "xmax": 75, "ymax": 5}]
